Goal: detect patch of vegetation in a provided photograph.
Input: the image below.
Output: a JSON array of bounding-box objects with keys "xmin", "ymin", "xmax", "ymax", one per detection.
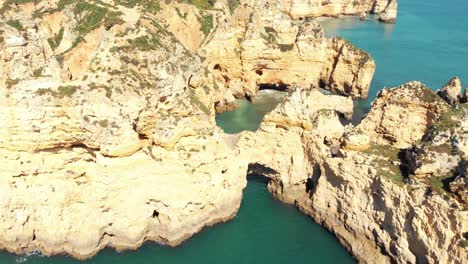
[
  {"xmin": 37, "ymin": 85, "xmax": 79, "ymax": 98},
  {"xmin": 47, "ymin": 27, "xmax": 64, "ymax": 50},
  {"xmin": 98, "ymin": 119, "xmax": 109, "ymax": 127},
  {"xmin": 175, "ymin": 7, "xmax": 187, "ymax": 19},
  {"xmin": 261, "ymin": 27, "xmax": 296, "ymax": 53},
  {"xmin": 424, "ymin": 174, "xmax": 456, "ymax": 196},
  {"xmin": 58, "ymin": 85, "xmax": 78, "ymax": 97},
  {"xmin": 184, "ymin": 0, "xmax": 216, "ymax": 10},
  {"xmin": 227, "ymin": 0, "xmax": 240, "ymax": 14},
  {"xmin": 406, "ymin": 82, "xmax": 445, "ymax": 104},
  {"xmin": 278, "ymin": 44, "xmax": 294, "ymax": 52},
  {"xmin": 460, "ymin": 239, "xmax": 468, "ymax": 248},
  {"xmin": 5, "ymin": 78, "xmax": 19, "ymax": 89},
  {"xmin": 47, "ymin": 1, "xmax": 124, "ymax": 51},
  {"xmin": 198, "ymin": 14, "xmax": 213, "ymax": 35},
  {"xmin": 6, "ymin": 19, "xmax": 24, "ymax": 31},
  {"xmin": 33, "ymin": 67, "xmax": 44, "ymax": 77},
  {"xmin": 261, "ymin": 32, "xmax": 276, "ymax": 44},
  {"xmin": 429, "ymin": 103, "xmax": 467, "ymax": 134},
  {"xmin": 115, "ymin": 0, "xmax": 160, "ymax": 13},
  {"xmin": 128, "ymin": 35, "xmax": 162, "ymax": 51},
  {"xmin": 120, "ymin": 55, "xmax": 140, "ymax": 66},
  {"xmin": 362, "ymin": 145, "xmax": 406, "ymax": 185},
  {"xmin": 89, "ymin": 82, "xmax": 112, "ymax": 98},
  {"xmin": 74, "ymin": 2, "xmax": 108, "ymax": 34}
]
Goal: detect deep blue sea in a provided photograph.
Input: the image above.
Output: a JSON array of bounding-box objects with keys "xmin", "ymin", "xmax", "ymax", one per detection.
[{"xmin": 3, "ymin": 0, "xmax": 468, "ymax": 263}]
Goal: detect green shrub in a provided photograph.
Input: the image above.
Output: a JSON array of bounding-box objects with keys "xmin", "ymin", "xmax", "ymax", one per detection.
[
  {"xmin": 6, "ymin": 20, "xmax": 24, "ymax": 31},
  {"xmin": 199, "ymin": 14, "xmax": 213, "ymax": 35}
]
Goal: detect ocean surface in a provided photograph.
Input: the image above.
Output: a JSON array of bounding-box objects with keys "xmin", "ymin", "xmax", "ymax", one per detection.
[{"xmin": 3, "ymin": 0, "xmax": 468, "ymax": 263}]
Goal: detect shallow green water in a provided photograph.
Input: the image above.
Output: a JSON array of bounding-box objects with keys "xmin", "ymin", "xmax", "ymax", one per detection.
[
  {"xmin": 215, "ymin": 90, "xmax": 287, "ymax": 134},
  {"xmin": 3, "ymin": 0, "xmax": 468, "ymax": 263}
]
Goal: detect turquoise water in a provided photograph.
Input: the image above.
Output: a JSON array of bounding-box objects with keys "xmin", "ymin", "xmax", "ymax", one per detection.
[
  {"xmin": 3, "ymin": 0, "xmax": 468, "ymax": 263},
  {"xmin": 0, "ymin": 177, "xmax": 354, "ymax": 264},
  {"xmin": 321, "ymin": 0, "xmax": 468, "ymax": 109}
]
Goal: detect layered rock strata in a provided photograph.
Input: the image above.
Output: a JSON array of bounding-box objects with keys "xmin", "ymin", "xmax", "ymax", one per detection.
[
  {"xmin": 254, "ymin": 0, "xmax": 398, "ymax": 23},
  {"xmin": 239, "ymin": 81, "xmax": 468, "ymax": 264},
  {"xmin": 0, "ymin": 0, "xmax": 247, "ymax": 259},
  {"xmin": 6, "ymin": 1, "xmax": 465, "ymax": 264},
  {"xmin": 202, "ymin": 1, "xmax": 376, "ymax": 100}
]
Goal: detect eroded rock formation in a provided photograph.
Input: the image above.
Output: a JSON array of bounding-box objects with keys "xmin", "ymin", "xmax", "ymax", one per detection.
[
  {"xmin": 345, "ymin": 81, "xmax": 451, "ymax": 149},
  {"xmin": 5, "ymin": 1, "xmax": 465, "ymax": 264},
  {"xmin": 202, "ymin": 1, "xmax": 376, "ymax": 100},
  {"xmin": 239, "ymin": 81, "xmax": 468, "ymax": 264},
  {"xmin": 269, "ymin": 0, "xmax": 398, "ymax": 23},
  {"xmin": 0, "ymin": 0, "xmax": 247, "ymax": 259}
]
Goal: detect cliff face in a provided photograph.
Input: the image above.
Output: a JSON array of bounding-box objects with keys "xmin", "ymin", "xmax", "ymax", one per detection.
[
  {"xmin": 239, "ymin": 81, "xmax": 468, "ymax": 264},
  {"xmin": 345, "ymin": 81, "xmax": 451, "ymax": 149},
  {"xmin": 0, "ymin": 0, "xmax": 247, "ymax": 259},
  {"xmin": 7, "ymin": 1, "xmax": 464, "ymax": 264},
  {"xmin": 202, "ymin": 1, "xmax": 375, "ymax": 101}
]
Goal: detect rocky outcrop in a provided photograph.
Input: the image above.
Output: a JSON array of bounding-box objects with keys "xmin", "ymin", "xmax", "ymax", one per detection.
[
  {"xmin": 407, "ymin": 103, "xmax": 467, "ymax": 178},
  {"xmin": 7, "ymin": 2, "xmax": 460, "ymax": 264},
  {"xmin": 450, "ymin": 176, "xmax": 468, "ymax": 204},
  {"xmin": 276, "ymin": 0, "xmax": 398, "ymax": 23},
  {"xmin": 345, "ymin": 81, "xmax": 451, "ymax": 149},
  {"xmin": 438, "ymin": 76, "xmax": 463, "ymax": 106},
  {"xmin": 0, "ymin": 0, "xmax": 247, "ymax": 259},
  {"xmin": 376, "ymin": 0, "xmax": 398, "ymax": 23},
  {"xmin": 238, "ymin": 88, "xmax": 353, "ymax": 203},
  {"xmin": 463, "ymin": 87, "xmax": 468, "ymax": 103},
  {"xmin": 238, "ymin": 81, "xmax": 468, "ymax": 263},
  {"xmin": 0, "ymin": 134, "xmax": 247, "ymax": 259},
  {"xmin": 202, "ymin": 1, "xmax": 376, "ymax": 100}
]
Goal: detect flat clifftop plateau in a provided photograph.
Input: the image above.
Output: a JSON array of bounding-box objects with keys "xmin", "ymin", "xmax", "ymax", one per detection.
[{"xmin": 239, "ymin": 79, "xmax": 468, "ymax": 264}]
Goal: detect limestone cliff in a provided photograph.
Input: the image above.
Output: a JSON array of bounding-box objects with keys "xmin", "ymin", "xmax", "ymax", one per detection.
[
  {"xmin": 245, "ymin": 0, "xmax": 398, "ymax": 23},
  {"xmin": 0, "ymin": 0, "xmax": 247, "ymax": 259},
  {"xmin": 202, "ymin": 1, "xmax": 376, "ymax": 101},
  {"xmin": 6, "ymin": 1, "xmax": 463, "ymax": 264},
  {"xmin": 239, "ymin": 81, "xmax": 468, "ymax": 263},
  {"xmin": 345, "ymin": 81, "xmax": 451, "ymax": 149}
]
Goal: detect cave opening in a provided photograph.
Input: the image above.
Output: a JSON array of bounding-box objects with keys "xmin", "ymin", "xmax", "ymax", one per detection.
[
  {"xmin": 258, "ymin": 82, "xmax": 289, "ymax": 92},
  {"xmin": 247, "ymin": 163, "xmax": 276, "ymax": 184}
]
